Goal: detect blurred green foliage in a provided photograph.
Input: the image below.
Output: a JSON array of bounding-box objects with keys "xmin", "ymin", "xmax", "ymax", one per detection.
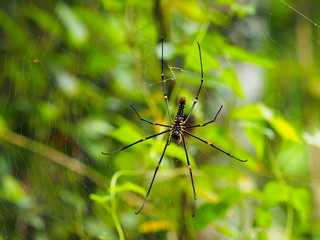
[{"xmin": 1, "ymin": 0, "xmax": 320, "ymax": 239}]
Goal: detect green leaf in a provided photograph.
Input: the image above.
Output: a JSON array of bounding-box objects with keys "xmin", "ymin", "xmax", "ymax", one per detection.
[
  {"xmin": 195, "ymin": 188, "xmax": 241, "ymax": 231},
  {"xmin": 231, "ymin": 104, "xmax": 266, "ymax": 121},
  {"xmin": 221, "ymin": 187, "xmax": 242, "ymax": 201},
  {"xmin": 254, "ymin": 208, "xmax": 272, "ymax": 228},
  {"xmin": 220, "ymin": 68, "xmax": 245, "ymax": 99},
  {"xmin": 0, "ymin": 9, "xmax": 30, "ymax": 51},
  {"xmin": 231, "ymin": 3, "xmax": 256, "ymax": 18},
  {"xmin": 54, "ymin": 70, "xmax": 79, "ymax": 96},
  {"xmin": 225, "ymin": 45, "xmax": 274, "ymax": 68},
  {"xmin": 80, "ymin": 117, "xmax": 114, "ymax": 139},
  {"xmin": 175, "ymin": 1, "xmax": 203, "ymax": 21},
  {"xmin": 259, "ymin": 104, "xmax": 274, "ymax": 120},
  {"xmin": 215, "ymin": 0, "xmax": 236, "ymax": 5},
  {"xmin": 112, "ymin": 182, "xmax": 145, "ymax": 196},
  {"xmin": 208, "ymin": 9, "xmax": 229, "ymax": 26},
  {"xmin": 39, "ymin": 102, "xmax": 61, "ymax": 123},
  {"xmin": 262, "ymin": 181, "xmax": 287, "ymax": 208},
  {"xmin": 194, "ymin": 202, "xmax": 229, "ymax": 231},
  {"xmin": 269, "ymin": 117, "xmax": 300, "ymax": 143},
  {"xmin": 290, "ymin": 187, "xmax": 310, "ymax": 227},
  {"xmin": 232, "ymin": 103, "xmax": 299, "ymax": 143},
  {"xmin": 262, "ymin": 183, "xmax": 310, "ymax": 228},
  {"xmin": 216, "ymin": 224, "xmax": 237, "ymax": 238},
  {"xmin": 185, "ymin": 46, "xmax": 220, "ymax": 73},
  {"xmin": 56, "ymin": 3, "xmax": 89, "ymax": 45},
  {"xmin": 257, "ymin": 231, "xmax": 269, "ymax": 240},
  {"xmin": 1, "ymin": 174, "xmax": 26, "ymax": 204},
  {"xmin": 25, "ymin": 5, "xmax": 62, "ymax": 37},
  {"xmin": 109, "ymin": 124, "xmax": 143, "ymax": 145},
  {"xmin": 0, "ymin": 114, "xmax": 7, "ymax": 133},
  {"xmin": 244, "ymin": 124, "xmax": 265, "ymax": 159}
]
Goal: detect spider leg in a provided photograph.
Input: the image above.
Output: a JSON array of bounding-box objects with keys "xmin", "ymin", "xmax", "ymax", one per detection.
[
  {"xmin": 101, "ymin": 129, "xmax": 170, "ymax": 155},
  {"xmin": 130, "ymin": 105, "xmax": 170, "ymax": 127},
  {"xmin": 185, "ymin": 105, "xmax": 223, "ymax": 129},
  {"xmin": 183, "ymin": 130, "xmax": 247, "ymax": 162},
  {"xmin": 161, "ymin": 38, "xmax": 173, "ymax": 123},
  {"xmin": 181, "ymin": 134, "xmax": 197, "ymax": 217},
  {"xmin": 135, "ymin": 135, "xmax": 171, "ymax": 214},
  {"xmin": 184, "ymin": 42, "xmax": 204, "ymax": 123}
]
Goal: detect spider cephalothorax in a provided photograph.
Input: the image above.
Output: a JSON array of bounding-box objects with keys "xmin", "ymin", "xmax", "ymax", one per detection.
[{"xmin": 102, "ymin": 38, "xmax": 247, "ymax": 217}]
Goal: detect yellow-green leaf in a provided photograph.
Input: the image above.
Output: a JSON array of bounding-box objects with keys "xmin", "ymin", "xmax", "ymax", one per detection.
[{"xmin": 269, "ymin": 117, "xmax": 300, "ymax": 142}]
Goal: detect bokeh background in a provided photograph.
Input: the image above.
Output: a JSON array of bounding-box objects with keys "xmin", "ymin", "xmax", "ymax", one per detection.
[{"xmin": 1, "ymin": 0, "xmax": 320, "ymax": 239}]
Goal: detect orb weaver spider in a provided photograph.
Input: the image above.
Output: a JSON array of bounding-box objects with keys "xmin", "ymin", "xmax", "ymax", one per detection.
[{"xmin": 102, "ymin": 38, "xmax": 247, "ymax": 217}]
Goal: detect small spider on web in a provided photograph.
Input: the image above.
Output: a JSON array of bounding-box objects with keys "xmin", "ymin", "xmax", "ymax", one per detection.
[{"xmin": 102, "ymin": 38, "xmax": 247, "ymax": 217}]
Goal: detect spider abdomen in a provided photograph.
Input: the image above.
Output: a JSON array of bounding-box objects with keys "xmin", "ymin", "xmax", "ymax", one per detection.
[
  {"xmin": 171, "ymin": 123, "xmax": 181, "ymax": 139},
  {"xmin": 172, "ymin": 131, "xmax": 180, "ymax": 140}
]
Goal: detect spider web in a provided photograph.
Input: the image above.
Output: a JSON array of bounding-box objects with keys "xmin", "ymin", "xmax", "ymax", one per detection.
[{"xmin": 0, "ymin": 0, "xmax": 319, "ymax": 239}]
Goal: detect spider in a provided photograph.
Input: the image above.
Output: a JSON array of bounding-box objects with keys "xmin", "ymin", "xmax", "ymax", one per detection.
[{"xmin": 102, "ymin": 38, "xmax": 247, "ymax": 217}]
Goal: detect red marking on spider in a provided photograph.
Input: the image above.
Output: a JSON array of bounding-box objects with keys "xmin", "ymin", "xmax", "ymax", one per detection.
[{"xmin": 34, "ymin": 59, "xmax": 39, "ymax": 63}]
